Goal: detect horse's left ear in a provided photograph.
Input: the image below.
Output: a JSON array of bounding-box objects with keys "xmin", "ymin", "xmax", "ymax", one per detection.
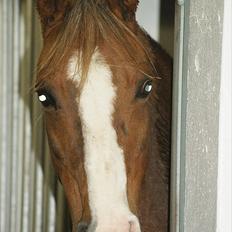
[
  {"xmin": 36, "ymin": 0, "xmax": 72, "ymax": 36},
  {"xmin": 108, "ymin": 0, "xmax": 139, "ymax": 22}
]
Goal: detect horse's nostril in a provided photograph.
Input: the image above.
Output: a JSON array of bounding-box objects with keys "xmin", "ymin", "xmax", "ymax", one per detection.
[{"xmin": 77, "ymin": 222, "xmax": 89, "ymax": 232}]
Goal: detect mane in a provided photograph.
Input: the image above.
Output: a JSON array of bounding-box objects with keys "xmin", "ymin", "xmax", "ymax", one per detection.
[{"xmin": 37, "ymin": 0, "xmax": 157, "ymax": 87}]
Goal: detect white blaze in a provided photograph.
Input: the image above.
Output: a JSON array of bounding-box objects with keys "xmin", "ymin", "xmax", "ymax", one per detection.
[{"xmin": 68, "ymin": 52, "xmax": 140, "ymax": 231}]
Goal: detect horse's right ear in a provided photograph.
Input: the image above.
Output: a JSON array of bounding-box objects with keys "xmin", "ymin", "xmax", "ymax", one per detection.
[{"xmin": 36, "ymin": 0, "xmax": 72, "ymax": 36}]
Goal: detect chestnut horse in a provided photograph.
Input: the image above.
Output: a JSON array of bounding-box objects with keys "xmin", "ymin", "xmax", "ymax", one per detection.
[{"xmin": 36, "ymin": 1, "xmax": 172, "ymax": 231}]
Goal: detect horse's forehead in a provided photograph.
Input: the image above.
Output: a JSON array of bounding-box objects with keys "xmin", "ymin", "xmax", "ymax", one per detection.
[{"xmin": 66, "ymin": 51, "xmax": 108, "ymax": 87}]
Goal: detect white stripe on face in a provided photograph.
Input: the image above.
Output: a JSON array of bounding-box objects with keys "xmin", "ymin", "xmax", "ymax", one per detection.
[{"xmin": 68, "ymin": 52, "xmax": 140, "ymax": 232}]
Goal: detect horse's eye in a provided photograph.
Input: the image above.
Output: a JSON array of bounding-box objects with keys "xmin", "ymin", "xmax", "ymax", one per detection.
[
  {"xmin": 37, "ymin": 90, "xmax": 56, "ymax": 108},
  {"xmin": 136, "ymin": 79, "xmax": 153, "ymax": 98}
]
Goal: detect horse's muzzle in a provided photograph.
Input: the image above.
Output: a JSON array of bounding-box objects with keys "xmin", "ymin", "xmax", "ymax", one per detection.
[
  {"xmin": 76, "ymin": 215, "xmax": 141, "ymax": 232},
  {"xmin": 77, "ymin": 222, "xmax": 89, "ymax": 232}
]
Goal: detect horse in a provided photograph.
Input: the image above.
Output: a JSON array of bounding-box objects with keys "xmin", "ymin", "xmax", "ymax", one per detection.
[{"xmin": 35, "ymin": 1, "xmax": 172, "ymax": 231}]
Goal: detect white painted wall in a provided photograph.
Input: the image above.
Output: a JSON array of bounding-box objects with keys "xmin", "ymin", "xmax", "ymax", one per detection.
[
  {"xmin": 136, "ymin": 0, "xmax": 160, "ymax": 41},
  {"xmin": 136, "ymin": 0, "xmax": 174, "ymax": 56},
  {"xmin": 217, "ymin": 0, "xmax": 232, "ymax": 232}
]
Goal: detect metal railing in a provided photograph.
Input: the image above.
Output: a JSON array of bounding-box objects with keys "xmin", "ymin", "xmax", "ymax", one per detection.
[{"xmin": 0, "ymin": 1, "xmax": 70, "ymax": 231}]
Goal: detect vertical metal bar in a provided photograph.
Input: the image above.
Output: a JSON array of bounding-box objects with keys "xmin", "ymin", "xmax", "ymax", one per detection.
[
  {"xmin": 0, "ymin": 0, "xmax": 3, "ymax": 226},
  {"xmin": 1, "ymin": 1, "xmax": 14, "ymax": 231},
  {"xmin": 170, "ymin": 0, "xmax": 185, "ymax": 231},
  {"xmin": 11, "ymin": 1, "xmax": 21, "ymax": 231},
  {"xmin": 21, "ymin": 0, "xmax": 33, "ymax": 231},
  {"xmin": 16, "ymin": 2, "xmax": 25, "ymax": 226},
  {"xmin": 28, "ymin": 3, "xmax": 40, "ymax": 231},
  {"xmin": 0, "ymin": 0, "xmax": 7, "ymax": 230}
]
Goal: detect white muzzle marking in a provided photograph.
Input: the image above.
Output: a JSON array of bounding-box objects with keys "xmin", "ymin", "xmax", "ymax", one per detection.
[{"xmin": 68, "ymin": 51, "xmax": 141, "ymax": 232}]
